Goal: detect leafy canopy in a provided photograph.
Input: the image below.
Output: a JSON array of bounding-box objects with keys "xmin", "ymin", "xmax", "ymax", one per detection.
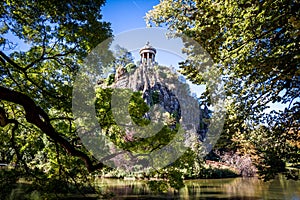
[
  {"xmin": 0, "ymin": 0, "xmax": 112, "ymax": 196},
  {"xmin": 146, "ymin": 0, "xmax": 300, "ymax": 180}
]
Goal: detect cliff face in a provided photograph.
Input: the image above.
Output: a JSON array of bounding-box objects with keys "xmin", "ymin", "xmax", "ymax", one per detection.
[{"xmin": 111, "ymin": 63, "xmax": 209, "ymax": 141}]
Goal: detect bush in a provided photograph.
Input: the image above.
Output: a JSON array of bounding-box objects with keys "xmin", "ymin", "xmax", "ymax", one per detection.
[{"xmin": 217, "ymin": 151, "xmax": 257, "ymax": 177}]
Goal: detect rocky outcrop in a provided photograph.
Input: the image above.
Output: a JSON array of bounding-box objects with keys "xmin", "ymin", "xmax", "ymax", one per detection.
[{"xmin": 109, "ymin": 63, "xmax": 209, "ymax": 141}]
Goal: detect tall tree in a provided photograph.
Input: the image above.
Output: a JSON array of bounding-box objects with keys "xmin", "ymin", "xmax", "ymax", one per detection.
[
  {"xmin": 0, "ymin": 0, "xmax": 112, "ymax": 195},
  {"xmin": 146, "ymin": 0, "xmax": 300, "ymax": 180}
]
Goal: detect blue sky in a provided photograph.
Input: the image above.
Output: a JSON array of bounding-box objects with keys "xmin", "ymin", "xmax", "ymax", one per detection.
[
  {"xmin": 101, "ymin": 0, "xmax": 193, "ymax": 70},
  {"xmin": 102, "ymin": 0, "xmax": 159, "ymax": 34},
  {"xmin": 5, "ymin": 0, "xmax": 160, "ymax": 53},
  {"xmin": 4, "ymin": 0, "xmax": 289, "ymax": 112},
  {"xmin": 102, "ymin": 1, "xmax": 207, "ymax": 98},
  {"xmin": 102, "ymin": 1, "xmax": 288, "ymax": 112}
]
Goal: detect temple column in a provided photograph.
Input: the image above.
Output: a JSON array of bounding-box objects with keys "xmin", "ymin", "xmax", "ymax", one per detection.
[{"xmin": 139, "ymin": 42, "xmax": 156, "ymax": 67}]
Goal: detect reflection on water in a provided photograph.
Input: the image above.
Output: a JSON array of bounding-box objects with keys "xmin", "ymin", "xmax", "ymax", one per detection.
[{"xmin": 97, "ymin": 176, "xmax": 300, "ymax": 199}]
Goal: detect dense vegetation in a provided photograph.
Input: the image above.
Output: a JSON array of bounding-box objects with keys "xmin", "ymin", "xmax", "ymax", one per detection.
[
  {"xmin": 0, "ymin": 0, "xmax": 113, "ymax": 198},
  {"xmin": 146, "ymin": 0, "xmax": 299, "ymax": 180},
  {"xmin": 0, "ymin": 0, "xmax": 299, "ymax": 198}
]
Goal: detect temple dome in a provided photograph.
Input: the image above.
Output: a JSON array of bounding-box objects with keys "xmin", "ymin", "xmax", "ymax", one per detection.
[{"xmin": 139, "ymin": 41, "xmax": 156, "ymax": 54}]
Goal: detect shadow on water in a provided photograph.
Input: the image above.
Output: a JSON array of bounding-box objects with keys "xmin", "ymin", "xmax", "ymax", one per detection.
[
  {"xmin": 200, "ymin": 191, "xmax": 224, "ymax": 195},
  {"xmin": 199, "ymin": 185, "xmax": 222, "ymax": 188},
  {"xmin": 112, "ymin": 198, "xmax": 261, "ymax": 200},
  {"xmin": 5, "ymin": 176, "xmax": 299, "ymax": 199},
  {"xmin": 97, "ymin": 176, "xmax": 300, "ymax": 200}
]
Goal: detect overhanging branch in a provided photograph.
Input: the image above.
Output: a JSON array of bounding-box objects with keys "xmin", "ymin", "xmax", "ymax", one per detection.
[{"xmin": 0, "ymin": 86, "xmax": 104, "ymax": 172}]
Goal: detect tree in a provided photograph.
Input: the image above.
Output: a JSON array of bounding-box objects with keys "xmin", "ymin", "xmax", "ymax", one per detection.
[
  {"xmin": 146, "ymin": 0, "xmax": 300, "ymax": 180},
  {"xmin": 0, "ymin": 0, "xmax": 112, "ymax": 196},
  {"xmin": 113, "ymin": 45, "xmax": 134, "ymax": 67}
]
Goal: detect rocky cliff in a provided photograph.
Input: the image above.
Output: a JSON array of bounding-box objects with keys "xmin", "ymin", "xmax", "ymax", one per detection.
[{"xmin": 107, "ymin": 63, "xmax": 209, "ymax": 142}]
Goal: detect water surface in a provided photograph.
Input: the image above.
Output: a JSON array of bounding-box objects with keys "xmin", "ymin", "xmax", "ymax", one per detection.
[{"xmin": 97, "ymin": 176, "xmax": 300, "ymax": 199}]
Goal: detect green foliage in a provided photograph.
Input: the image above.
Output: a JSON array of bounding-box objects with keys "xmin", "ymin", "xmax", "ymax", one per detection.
[
  {"xmin": 147, "ymin": 168, "xmax": 185, "ymax": 192},
  {"xmin": 150, "ymin": 90, "xmax": 160, "ymax": 105},
  {"xmin": 105, "ymin": 73, "xmax": 115, "ymax": 85},
  {"xmin": 0, "ymin": 168, "xmax": 19, "ymax": 198},
  {"xmin": 94, "ymin": 88, "xmax": 179, "ymax": 154},
  {"xmin": 0, "ymin": 0, "xmax": 112, "ymax": 197},
  {"xmin": 167, "ymin": 169, "xmax": 185, "ymax": 190},
  {"xmin": 200, "ymin": 167, "xmax": 238, "ymax": 179},
  {"xmin": 125, "ymin": 63, "xmax": 137, "ymax": 73},
  {"xmin": 147, "ymin": 180, "xmax": 169, "ymax": 193},
  {"xmin": 233, "ymin": 121, "xmax": 299, "ymax": 181},
  {"xmin": 0, "ymin": 166, "xmax": 98, "ymax": 199},
  {"xmin": 128, "ymin": 91, "xmax": 151, "ymax": 126},
  {"xmin": 147, "ymin": 0, "xmax": 300, "ymax": 180}
]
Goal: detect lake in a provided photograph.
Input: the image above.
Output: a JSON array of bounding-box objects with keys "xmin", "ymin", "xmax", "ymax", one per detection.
[{"xmin": 96, "ymin": 176, "xmax": 300, "ymax": 199}]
